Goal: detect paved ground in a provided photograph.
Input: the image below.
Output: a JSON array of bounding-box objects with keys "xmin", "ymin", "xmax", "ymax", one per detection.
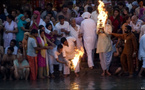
[{"xmin": 0, "ymin": 55, "xmax": 145, "ymax": 89}]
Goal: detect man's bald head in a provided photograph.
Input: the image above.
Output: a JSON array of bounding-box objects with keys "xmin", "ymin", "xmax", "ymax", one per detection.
[{"xmin": 131, "ymin": 15, "xmax": 138, "ymax": 24}]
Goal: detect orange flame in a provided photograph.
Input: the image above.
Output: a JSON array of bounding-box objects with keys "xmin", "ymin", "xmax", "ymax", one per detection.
[
  {"xmin": 97, "ymin": 0, "xmax": 108, "ymax": 30},
  {"xmin": 71, "ymin": 47, "xmax": 84, "ymax": 70}
]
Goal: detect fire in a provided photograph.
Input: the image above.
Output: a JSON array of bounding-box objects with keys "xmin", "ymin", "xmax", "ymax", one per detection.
[
  {"xmin": 71, "ymin": 47, "xmax": 84, "ymax": 70},
  {"xmin": 97, "ymin": 0, "xmax": 108, "ymax": 30}
]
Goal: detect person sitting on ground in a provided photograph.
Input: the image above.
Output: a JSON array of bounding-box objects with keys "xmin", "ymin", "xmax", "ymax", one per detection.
[
  {"xmin": 1, "ymin": 47, "xmax": 15, "ymax": 80},
  {"xmin": 109, "ymin": 44, "xmax": 123, "ymax": 76},
  {"xmin": 5, "ymin": 39, "xmax": 18, "ymax": 56},
  {"xmin": 14, "ymin": 51, "xmax": 30, "ymax": 80}
]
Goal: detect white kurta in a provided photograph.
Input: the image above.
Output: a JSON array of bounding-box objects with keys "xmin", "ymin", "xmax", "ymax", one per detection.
[
  {"xmin": 97, "ymin": 24, "xmax": 113, "ymax": 70},
  {"xmin": 54, "ymin": 21, "xmax": 70, "ymax": 40},
  {"xmin": 62, "ymin": 37, "xmax": 80, "ymax": 74},
  {"xmin": 130, "ymin": 19, "xmax": 143, "ymax": 33},
  {"xmin": 80, "ymin": 18, "xmax": 97, "ymax": 67},
  {"xmin": 69, "ymin": 24, "xmax": 83, "ymax": 50},
  {"xmin": 91, "ymin": 11, "xmax": 98, "ymax": 23},
  {"xmin": 3, "ymin": 21, "xmax": 17, "ymax": 48},
  {"xmin": 139, "ymin": 25, "xmax": 145, "ymax": 42},
  {"xmin": 48, "ymin": 46, "xmax": 62, "ymax": 74}
]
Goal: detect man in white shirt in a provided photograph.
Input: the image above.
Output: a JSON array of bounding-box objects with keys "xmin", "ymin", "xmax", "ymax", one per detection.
[
  {"xmin": 80, "ymin": 12, "xmax": 97, "ymax": 69},
  {"xmin": 91, "ymin": 6, "xmax": 98, "ymax": 23},
  {"xmin": 5, "ymin": 39, "xmax": 18, "ymax": 55},
  {"xmin": 54, "ymin": 15, "xmax": 70, "ymax": 45},
  {"xmin": 48, "ymin": 44, "xmax": 67, "ymax": 77},
  {"xmin": 130, "ymin": 15, "xmax": 143, "ymax": 41},
  {"xmin": 61, "ymin": 37, "xmax": 80, "ymax": 77},
  {"xmin": 42, "ymin": 15, "xmax": 55, "ymax": 32}
]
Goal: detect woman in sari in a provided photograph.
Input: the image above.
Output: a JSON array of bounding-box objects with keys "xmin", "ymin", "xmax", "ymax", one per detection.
[
  {"xmin": 30, "ymin": 10, "xmax": 43, "ymax": 30},
  {"xmin": 16, "ymin": 14, "xmax": 30, "ymax": 45},
  {"xmin": 37, "ymin": 30, "xmax": 54, "ymax": 79}
]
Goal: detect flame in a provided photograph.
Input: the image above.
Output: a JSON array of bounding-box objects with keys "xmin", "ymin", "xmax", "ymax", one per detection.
[
  {"xmin": 97, "ymin": 0, "xmax": 108, "ymax": 30},
  {"xmin": 71, "ymin": 47, "xmax": 84, "ymax": 70}
]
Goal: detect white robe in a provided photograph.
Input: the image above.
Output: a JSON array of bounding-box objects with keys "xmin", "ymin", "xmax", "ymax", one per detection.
[
  {"xmin": 62, "ymin": 37, "xmax": 80, "ymax": 74},
  {"xmin": 80, "ymin": 18, "xmax": 97, "ymax": 67},
  {"xmin": 69, "ymin": 24, "xmax": 83, "ymax": 50}
]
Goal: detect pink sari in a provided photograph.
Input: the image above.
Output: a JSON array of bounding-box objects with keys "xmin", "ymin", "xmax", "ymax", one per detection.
[{"xmin": 32, "ymin": 10, "xmax": 40, "ymax": 30}]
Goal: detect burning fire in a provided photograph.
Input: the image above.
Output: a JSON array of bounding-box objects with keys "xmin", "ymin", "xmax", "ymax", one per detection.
[
  {"xmin": 71, "ymin": 47, "xmax": 84, "ymax": 70},
  {"xmin": 97, "ymin": 0, "xmax": 108, "ymax": 30}
]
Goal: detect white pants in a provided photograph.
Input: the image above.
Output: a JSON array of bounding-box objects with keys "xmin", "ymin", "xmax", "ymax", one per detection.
[
  {"xmin": 99, "ymin": 51, "xmax": 112, "ymax": 70},
  {"xmin": 48, "ymin": 54, "xmax": 63, "ymax": 74},
  {"xmin": 86, "ymin": 49, "xmax": 94, "ymax": 68},
  {"xmin": 63, "ymin": 58, "xmax": 80, "ymax": 75}
]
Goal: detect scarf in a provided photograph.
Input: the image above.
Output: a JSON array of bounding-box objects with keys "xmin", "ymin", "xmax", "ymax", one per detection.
[{"xmin": 32, "ymin": 10, "xmax": 40, "ymax": 30}]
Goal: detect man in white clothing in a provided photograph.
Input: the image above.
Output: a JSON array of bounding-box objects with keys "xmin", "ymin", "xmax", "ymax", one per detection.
[
  {"xmin": 91, "ymin": 8, "xmax": 98, "ymax": 24},
  {"xmin": 80, "ymin": 12, "xmax": 97, "ymax": 69},
  {"xmin": 61, "ymin": 37, "xmax": 80, "ymax": 77},
  {"xmin": 48, "ymin": 44, "xmax": 67, "ymax": 77},
  {"xmin": 130, "ymin": 15, "xmax": 143, "ymax": 41},
  {"xmin": 5, "ymin": 39, "xmax": 18, "ymax": 55},
  {"xmin": 54, "ymin": 15, "xmax": 70, "ymax": 45}
]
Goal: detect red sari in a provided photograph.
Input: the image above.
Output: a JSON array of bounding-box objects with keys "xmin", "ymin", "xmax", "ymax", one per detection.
[{"xmin": 109, "ymin": 16, "xmax": 123, "ymax": 33}]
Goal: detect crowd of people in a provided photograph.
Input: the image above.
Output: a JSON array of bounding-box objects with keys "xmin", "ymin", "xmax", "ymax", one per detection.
[{"xmin": 0, "ymin": 0, "xmax": 145, "ymax": 81}]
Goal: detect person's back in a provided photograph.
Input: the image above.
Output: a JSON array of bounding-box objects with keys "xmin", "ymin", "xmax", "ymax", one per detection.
[
  {"xmin": 27, "ymin": 37, "xmax": 37, "ymax": 57},
  {"xmin": 81, "ymin": 18, "xmax": 96, "ymax": 37}
]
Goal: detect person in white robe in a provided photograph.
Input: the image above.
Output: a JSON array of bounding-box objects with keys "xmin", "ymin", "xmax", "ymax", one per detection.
[
  {"xmin": 96, "ymin": 21, "xmax": 113, "ymax": 76},
  {"xmin": 80, "ymin": 12, "xmax": 97, "ymax": 69},
  {"xmin": 69, "ymin": 18, "xmax": 83, "ymax": 50},
  {"xmin": 138, "ymin": 34, "xmax": 145, "ymax": 77},
  {"xmin": 61, "ymin": 37, "xmax": 80, "ymax": 77}
]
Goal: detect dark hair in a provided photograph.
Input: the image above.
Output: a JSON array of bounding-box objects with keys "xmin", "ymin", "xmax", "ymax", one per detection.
[
  {"xmin": 57, "ymin": 44, "xmax": 63, "ymax": 49},
  {"xmin": 19, "ymin": 41, "xmax": 22, "ymax": 44},
  {"xmin": 11, "ymin": 39, "xmax": 16, "ymax": 45},
  {"xmin": 46, "ymin": 23, "xmax": 53, "ymax": 31},
  {"xmin": 17, "ymin": 9, "xmax": 24, "ymax": 14},
  {"xmin": 113, "ymin": 9, "xmax": 121, "ymax": 24},
  {"xmin": 125, "ymin": 25, "xmax": 132, "ymax": 31},
  {"xmin": 123, "ymin": 15, "xmax": 130, "ymax": 24},
  {"xmin": 47, "ymin": 3, "xmax": 53, "ymax": 8},
  {"xmin": 24, "ymin": 10, "xmax": 31, "ymax": 18},
  {"xmin": 118, "ymin": 1, "xmax": 124, "ymax": 6},
  {"xmin": 87, "ymin": 6, "xmax": 93, "ymax": 13},
  {"xmin": 137, "ymin": 0, "xmax": 143, "ymax": 3},
  {"xmin": 62, "ymin": 4, "xmax": 68, "ymax": 8},
  {"xmin": 7, "ymin": 14, "xmax": 14, "ymax": 20},
  {"xmin": 39, "ymin": 25, "xmax": 44, "ymax": 30},
  {"xmin": 58, "ymin": 15, "xmax": 65, "ymax": 20},
  {"xmin": 18, "ymin": 47, "xmax": 23, "ymax": 54},
  {"xmin": 35, "ymin": 7, "xmax": 42, "ymax": 12},
  {"xmin": 11, "ymin": 9, "xmax": 17, "ymax": 14},
  {"xmin": 123, "ymin": 7, "xmax": 129, "ymax": 16},
  {"xmin": 68, "ymin": 1, "xmax": 73, "ymax": 5},
  {"xmin": 40, "ymin": 30, "xmax": 45, "ymax": 34},
  {"xmin": 8, "ymin": 47, "xmax": 14, "ymax": 52},
  {"xmin": 31, "ymin": 29, "xmax": 38, "ymax": 35},
  {"xmin": 61, "ymin": 37, "xmax": 67, "ymax": 44},
  {"xmin": 43, "ymin": 15, "xmax": 50, "ymax": 20}
]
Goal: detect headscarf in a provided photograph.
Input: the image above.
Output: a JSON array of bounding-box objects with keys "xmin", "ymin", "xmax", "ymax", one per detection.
[
  {"xmin": 81, "ymin": 12, "xmax": 91, "ymax": 19},
  {"xmin": 17, "ymin": 14, "xmax": 26, "ymax": 28},
  {"xmin": 32, "ymin": 10, "xmax": 40, "ymax": 29}
]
